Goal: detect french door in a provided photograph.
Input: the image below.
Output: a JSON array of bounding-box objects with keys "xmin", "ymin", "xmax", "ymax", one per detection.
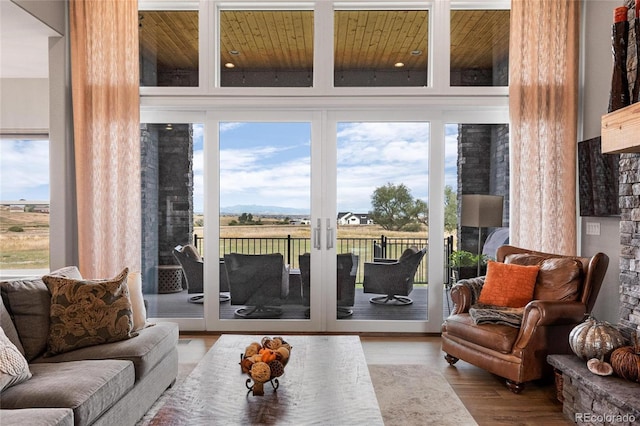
[
  {"xmin": 204, "ymin": 109, "xmax": 442, "ymax": 333},
  {"xmin": 141, "ymin": 109, "xmax": 445, "ymax": 333}
]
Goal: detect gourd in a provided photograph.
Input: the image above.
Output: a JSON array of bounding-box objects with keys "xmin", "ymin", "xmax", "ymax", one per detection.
[
  {"xmin": 569, "ymin": 316, "xmax": 626, "ymax": 360},
  {"xmin": 587, "ymin": 357, "xmax": 613, "ymax": 376},
  {"xmin": 610, "ymin": 333, "xmax": 640, "ymax": 382}
]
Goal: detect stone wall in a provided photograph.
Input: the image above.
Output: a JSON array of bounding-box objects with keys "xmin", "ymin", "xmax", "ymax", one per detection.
[
  {"xmin": 140, "ymin": 124, "xmax": 194, "ymax": 292},
  {"xmin": 157, "ymin": 124, "xmax": 194, "ymax": 265},
  {"xmin": 141, "ymin": 124, "xmax": 159, "ymax": 292},
  {"xmin": 618, "ymin": 153, "xmax": 640, "ymax": 337}
]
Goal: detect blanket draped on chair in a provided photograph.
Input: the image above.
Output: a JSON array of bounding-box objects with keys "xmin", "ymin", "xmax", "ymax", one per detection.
[{"xmin": 469, "ymin": 303, "xmax": 524, "ymax": 328}]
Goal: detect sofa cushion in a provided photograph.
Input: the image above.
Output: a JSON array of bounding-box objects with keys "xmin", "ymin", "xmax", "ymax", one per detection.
[
  {"xmin": 505, "ymin": 254, "xmax": 583, "ymax": 301},
  {"xmin": 42, "ymin": 268, "xmax": 136, "ymax": 356},
  {"xmin": 0, "ymin": 408, "xmax": 74, "ymax": 426},
  {"xmin": 0, "ymin": 326, "xmax": 32, "ymax": 392},
  {"xmin": 478, "ymin": 261, "xmax": 540, "ymax": 308},
  {"xmin": 32, "ymin": 322, "xmax": 179, "ymax": 381},
  {"xmin": 0, "ymin": 359, "xmax": 134, "ymax": 426},
  {"xmin": 0, "ymin": 297, "xmax": 23, "ymax": 355},
  {"xmin": 0, "ymin": 267, "xmax": 82, "ymax": 361},
  {"xmin": 444, "ymin": 313, "xmax": 519, "ymax": 354}
]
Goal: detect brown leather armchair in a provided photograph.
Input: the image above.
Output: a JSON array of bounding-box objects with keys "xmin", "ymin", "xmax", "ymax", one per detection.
[{"xmin": 441, "ymin": 245, "xmax": 609, "ymax": 393}]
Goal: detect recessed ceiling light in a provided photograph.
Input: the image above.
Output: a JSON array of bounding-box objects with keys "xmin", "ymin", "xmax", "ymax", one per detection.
[
  {"xmin": 229, "ymin": 50, "xmax": 240, "ymax": 55},
  {"xmin": 394, "ymin": 62, "xmax": 405, "ymax": 68},
  {"xmin": 411, "ymin": 50, "xmax": 422, "ymax": 56},
  {"xmin": 224, "ymin": 63, "xmax": 235, "ymax": 68}
]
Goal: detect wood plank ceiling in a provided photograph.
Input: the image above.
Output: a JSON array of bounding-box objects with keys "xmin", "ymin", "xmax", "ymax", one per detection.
[{"xmin": 139, "ymin": 9, "xmax": 509, "ymax": 73}]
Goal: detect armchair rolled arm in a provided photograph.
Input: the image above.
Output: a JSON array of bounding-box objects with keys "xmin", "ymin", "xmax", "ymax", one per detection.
[
  {"xmin": 523, "ymin": 300, "xmax": 588, "ymax": 327},
  {"xmin": 449, "ymin": 277, "xmax": 485, "ymax": 314},
  {"xmin": 513, "ymin": 300, "xmax": 588, "ymax": 353}
]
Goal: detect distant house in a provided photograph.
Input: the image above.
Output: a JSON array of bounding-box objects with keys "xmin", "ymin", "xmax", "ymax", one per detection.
[
  {"xmin": 289, "ymin": 218, "xmax": 310, "ymax": 225},
  {"xmin": 337, "ymin": 212, "xmax": 373, "ymax": 225}
]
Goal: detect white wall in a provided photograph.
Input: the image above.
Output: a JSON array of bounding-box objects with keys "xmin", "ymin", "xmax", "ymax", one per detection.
[
  {"xmin": 580, "ymin": 0, "xmax": 623, "ymax": 324},
  {"xmin": 0, "ymin": 78, "xmax": 49, "ymax": 132},
  {"xmin": 12, "ymin": 0, "xmax": 65, "ymax": 35}
]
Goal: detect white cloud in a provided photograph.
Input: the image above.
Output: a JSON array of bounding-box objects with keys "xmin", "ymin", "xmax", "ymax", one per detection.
[
  {"xmin": 0, "ymin": 139, "xmax": 49, "ymax": 200},
  {"xmin": 219, "ymin": 122, "xmax": 245, "ymax": 133}
]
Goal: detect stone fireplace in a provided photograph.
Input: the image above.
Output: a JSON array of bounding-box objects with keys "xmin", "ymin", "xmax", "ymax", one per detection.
[{"xmin": 619, "ymin": 154, "xmax": 640, "ymax": 337}]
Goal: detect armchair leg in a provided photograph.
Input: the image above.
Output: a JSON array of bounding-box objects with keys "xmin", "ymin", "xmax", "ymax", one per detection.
[
  {"xmin": 505, "ymin": 379, "xmax": 525, "ymax": 394},
  {"xmin": 369, "ymin": 295, "xmax": 413, "ymax": 305},
  {"xmin": 444, "ymin": 354, "xmax": 459, "ymax": 365}
]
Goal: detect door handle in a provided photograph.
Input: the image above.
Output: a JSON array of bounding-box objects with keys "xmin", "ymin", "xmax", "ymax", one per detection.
[
  {"xmin": 313, "ymin": 218, "xmax": 322, "ymax": 250},
  {"xmin": 326, "ymin": 218, "xmax": 334, "ymax": 250}
]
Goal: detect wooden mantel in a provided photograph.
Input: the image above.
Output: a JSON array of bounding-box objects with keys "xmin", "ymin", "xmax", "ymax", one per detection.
[{"xmin": 601, "ymin": 103, "xmax": 640, "ymax": 153}]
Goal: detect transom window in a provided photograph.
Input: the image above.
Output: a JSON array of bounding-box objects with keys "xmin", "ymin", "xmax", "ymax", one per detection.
[{"xmin": 138, "ymin": 1, "xmax": 509, "ymax": 91}]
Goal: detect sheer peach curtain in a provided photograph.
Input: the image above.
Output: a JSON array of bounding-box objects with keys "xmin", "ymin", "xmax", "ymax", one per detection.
[
  {"xmin": 509, "ymin": 0, "xmax": 580, "ymax": 255},
  {"xmin": 70, "ymin": 0, "xmax": 141, "ymax": 278}
]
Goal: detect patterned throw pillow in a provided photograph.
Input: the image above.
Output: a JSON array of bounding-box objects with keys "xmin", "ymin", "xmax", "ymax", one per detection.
[
  {"xmin": 42, "ymin": 268, "xmax": 136, "ymax": 356},
  {"xmin": 0, "ymin": 326, "xmax": 32, "ymax": 392}
]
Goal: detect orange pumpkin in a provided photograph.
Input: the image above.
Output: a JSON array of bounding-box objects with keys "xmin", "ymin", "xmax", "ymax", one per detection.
[{"xmin": 259, "ymin": 348, "xmax": 277, "ymax": 363}]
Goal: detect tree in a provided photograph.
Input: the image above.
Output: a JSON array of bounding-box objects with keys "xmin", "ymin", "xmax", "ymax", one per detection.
[
  {"xmin": 369, "ymin": 183, "xmax": 426, "ymax": 231},
  {"xmin": 444, "ymin": 185, "xmax": 457, "ymax": 233},
  {"xmin": 238, "ymin": 213, "xmax": 253, "ymax": 224}
]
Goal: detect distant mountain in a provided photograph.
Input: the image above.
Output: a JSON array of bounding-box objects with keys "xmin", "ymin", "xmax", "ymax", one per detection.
[{"xmin": 221, "ymin": 204, "xmax": 310, "ymax": 216}]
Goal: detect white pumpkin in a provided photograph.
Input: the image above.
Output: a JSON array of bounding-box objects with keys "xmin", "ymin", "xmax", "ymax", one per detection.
[{"xmin": 569, "ymin": 316, "xmax": 626, "ymax": 360}]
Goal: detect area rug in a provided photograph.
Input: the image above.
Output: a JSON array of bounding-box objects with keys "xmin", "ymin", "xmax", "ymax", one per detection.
[
  {"xmin": 368, "ymin": 364, "xmax": 477, "ymax": 426},
  {"xmin": 139, "ymin": 363, "xmax": 477, "ymax": 425}
]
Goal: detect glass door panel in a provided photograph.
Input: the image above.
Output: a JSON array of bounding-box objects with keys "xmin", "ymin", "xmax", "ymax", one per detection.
[
  {"xmin": 443, "ymin": 122, "xmax": 509, "ymax": 319},
  {"xmin": 140, "ymin": 120, "xmax": 205, "ymax": 326},
  {"xmin": 335, "ymin": 122, "xmax": 429, "ymax": 322},
  {"xmin": 218, "ymin": 122, "xmax": 312, "ymax": 321}
]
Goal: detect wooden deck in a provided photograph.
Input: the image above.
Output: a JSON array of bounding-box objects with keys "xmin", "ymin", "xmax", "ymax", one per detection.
[{"xmin": 145, "ymin": 286, "xmax": 453, "ymax": 321}]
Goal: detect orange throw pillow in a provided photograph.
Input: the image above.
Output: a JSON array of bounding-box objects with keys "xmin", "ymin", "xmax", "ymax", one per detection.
[{"xmin": 478, "ymin": 261, "xmax": 540, "ymax": 308}]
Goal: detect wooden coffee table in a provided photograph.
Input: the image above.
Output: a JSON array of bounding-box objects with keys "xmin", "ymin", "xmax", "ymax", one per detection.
[{"xmin": 149, "ymin": 334, "xmax": 383, "ymax": 425}]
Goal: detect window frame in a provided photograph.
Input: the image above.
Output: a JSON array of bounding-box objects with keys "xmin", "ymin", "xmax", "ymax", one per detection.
[{"xmin": 138, "ymin": 0, "xmax": 510, "ymax": 97}]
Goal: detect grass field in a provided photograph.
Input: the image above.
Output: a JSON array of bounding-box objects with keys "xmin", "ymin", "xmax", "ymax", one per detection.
[
  {"xmin": 0, "ymin": 210, "xmax": 431, "ymax": 272},
  {"xmin": 0, "ymin": 207, "xmax": 50, "ymax": 269}
]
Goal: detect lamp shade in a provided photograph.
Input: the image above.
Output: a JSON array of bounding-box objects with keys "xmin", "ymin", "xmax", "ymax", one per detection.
[{"xmin": 460, "ymin": 194, "xmax": 504, "ymax": 228}]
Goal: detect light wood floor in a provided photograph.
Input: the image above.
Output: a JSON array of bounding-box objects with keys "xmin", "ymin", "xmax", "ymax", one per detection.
[{"xmin": 177, "ymin": 333, "xmax": 572, "ymax": 426}]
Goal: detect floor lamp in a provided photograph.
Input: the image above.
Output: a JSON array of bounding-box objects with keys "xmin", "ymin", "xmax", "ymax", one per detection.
[{"xmin": 460, "ymin": 194, "xmax": 504, "ymax": 276}]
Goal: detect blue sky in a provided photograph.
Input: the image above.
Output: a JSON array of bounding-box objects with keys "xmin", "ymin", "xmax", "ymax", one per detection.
[
  {"xmin": 212, "ymin": 121, "xmax": 459, "ymax": 214},
  {"xmin": 0, "ymin": 139, "xmax": 50, "ymax": 201},
  {"xmin": 0, "ymin": 123, "xmax": 460, "ymax": 211}
]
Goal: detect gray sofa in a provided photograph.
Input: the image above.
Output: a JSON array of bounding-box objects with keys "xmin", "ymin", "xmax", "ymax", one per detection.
[{"xmin": 0, "ymin": 267, "xmax": 179, "ymax": 426}]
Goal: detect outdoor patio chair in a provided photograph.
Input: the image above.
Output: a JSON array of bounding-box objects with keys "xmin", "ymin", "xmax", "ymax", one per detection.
[
  {"xmin": 299, "ymin": 253, "xmax": 359, "ymax": 318},
  {"xmin": 363, "ymin": 246, "xmax": 427, "ymax": 305},
  {"xmin": 173, "ymin": 244, "xmax": 230, "ymax": 303},
  {"xmin": 224, "ymin": 253, "xmax": 290, "ymax": 318}
]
